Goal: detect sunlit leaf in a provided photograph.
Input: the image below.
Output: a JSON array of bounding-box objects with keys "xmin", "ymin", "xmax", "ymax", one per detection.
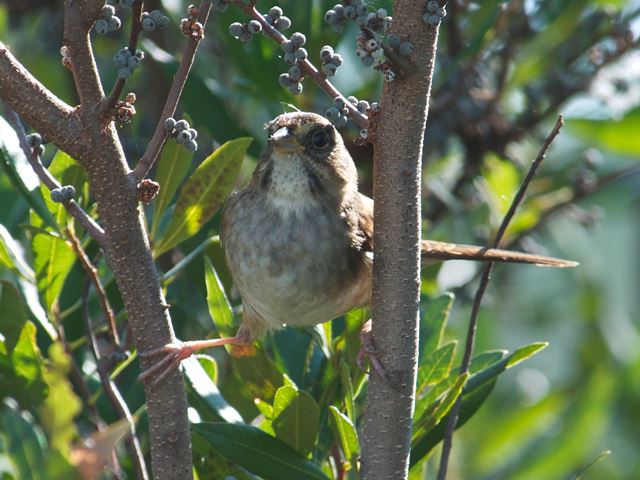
[
  {"xmin": 204, "ymin": 256, "xmax": 234, "ymax": 336},
  {"xmin": 31, "ymin": 230, "xmax": 75, "ymax": 312},
  {"xmin": 40, "ymin": 150, "xmax": 89, "ymax": 227},
  {"xmin": 0, "ymin": 280, "xmax": 29, "ymax": 354},
  {"xmin": 234, "ymin": 347, "xmax": 284, "ymax": 403},
  {"xmin": 150, "ymin": 140, "xmax": 193, "ymax": 240},
  {"xmin": 421, "ymin": 293, "xmax": 454, "ymax": 354},
  {"xmin": 192, "ymin": 422, "xmax": 329, "ymax": 480},
  {"xmin": 154, "ymin": 137, "xmax": 251, "ymax": 255},
  {"xmin": 416, "ymin": 341, "xmax": 457, "ymax": 396},
  {"xmin": 272, "ymin": 385, "xmax": 320, "ymax": 457},
  {"xmin": 328, "ymin": 406, "xmax": 359, "ymax": 467}
]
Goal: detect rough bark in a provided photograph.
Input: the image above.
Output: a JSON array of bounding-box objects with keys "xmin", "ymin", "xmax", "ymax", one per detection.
[
  {"xmin": 360, "ymin": 1, "xmax": 442, "ymax": 478},
  {"xmin": 0, "ymin": 12, "xmax": 193, "ymax": 480}
]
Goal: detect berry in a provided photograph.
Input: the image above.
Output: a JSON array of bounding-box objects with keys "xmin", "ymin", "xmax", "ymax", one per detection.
[
  {"xmin": 127, "ymin": 55, "xmax": 140, "ymax": 69},
  {"xmin": 399, "ymin": 41, "xmax": 414, "ymax": 56},
  {"xmin": 326, "ymin": 106, "xmax": 340, "ymax": 121},
  {"xmin": 150, "ymin": 10, "xmax": 170, "ymax": 28},
  {"xmin": 290, "ymin": 32, "xmax": 306, "ymax": 47},
  {"xmin": 61, "ymin": 185, "xmax": 76, "ymax": 201},
  {"xmin": 278, "ymin": 73, "xmax": 292, "ymax": 87},
  {"xmin": 269, "ymin": 6, "xmax": 283, "ymax": 18},
  {"xmin": 176, "ymin": 130, "xmax": 193, "ymax": 144},
  {"xmin": 50, "ymin": 189, "xmax": 61, "ymax": 203},
  {"xmin": 347, "ymin": 96, "xmax": 358, "ymax": 105},
  {"xmin": 344, "ymin": 5, "xmax": 356, "ymax": 19},
  {"xmin": 281, "ymin": 40, "xmax": 294, "ymax": 53},
  {"xmin": 118, "ymin": 67, "xmax": 131, "ymax": 79},
  {"xmin": 188, "ymin": 128, "xmax": 198, "ymax": 140},
  {"xmin": 426, "ymin": 14, "xmax": 441, "ymax": 26},
  {"xmin": 386, "ymin": 33, "xmax": 401, "ymax": 48},
  {"xmin": 175, "ymin": 119, "xmax": 189, "ymax": 131},
  {"xmin": 330, "ymin": 53, "xmax": 343, "ymax": 66},
  {"xmin": 324, "ymin": 10, "xmax": 338, "ymax": 24},
  {"xmin": 322, "ymin": 63, "xmax": 337, "ymax": 76},
  {"xmin": 333, "ymin": 97, "xmax": 346, "ymax": 110},
  {"xmin": 366, "ymin": 39, "xmax": 379, "ymax": 50},
  {"xmin": 361, "ymin": 55, "xmax": 374, "ymax": 67},
  {"xmin": 384, "ymin": 70, "xmax": 396, "ymax": 82},
  {"xmin": 185, "ymin": 140, "xmax": 198, "ymax": 152},
  {"xmin": 320, "ymin": 45, "xmax": 334, "ymax": 62},
  {"xmin": 108, "ymin": 17, "xmax": 122, "ymax": 30},
  {"xmin": 288, "ymin": 65, "xmax": 303, "ymax": 81},
  {"xmin": 27, "ymin": 133, "xmax": 42, "ymax": 148},
  {"xmin": 377, "ymin": 8, "xmax": 387, "ymax": 19},
  {"xmin": 164, "ymin": 117, "xmax": 177, "ymax": 131},
  {"xmin": 334, "ymin": 115, "xmax": 348, "ymax": 128},
  {"xmin": 427, "ymin": 1, "xmax": 439, "ymax": 13},
  {"xmin": 142, "ymin": 17, "xmax": 157, "ymax": 32},
  {"xmin": 357, "ymin": 100, "xmax": 370, "ymax": 113},
  {"xmin": 95, "ymin": 19, "xmax": 109, "ymax": 34},
  {"xmin": 288, "ymin": 82, "xmax": 303, "ymax": 95},
  {"xmin": 276, "ymin": 16, "xmax": 291, "ymax": 30},
  {"xmin": 294, "ymin": 48, "xmax": 308, "ymax": 60},
  {"xmin": 239, "ymin": 31, "xmax": 253, "ymax": 42},
  {"xmin": 229, "ymin": 22, "xmax": 244, "ymax": 38},
  {"xmin": 102, "ymin": 5, "xmax": 115, "ymax": 18},
  {"xmin": 334, "ymin": 4, "xmax": 345, "ymax": 17},
  {"xmin": 248, "ymin": 20, "xmax": 262, "ymax": 34},
  {"xmin": 284, "ymin": 52, "xmax": 297, "ymax": 64},
  {"xmin": 360, "ymin": 129, "xmax": 369, "ymax": 139},
  {"xmin": 370, "ymin": 102, "xmax": 381, "ymax": 113}
]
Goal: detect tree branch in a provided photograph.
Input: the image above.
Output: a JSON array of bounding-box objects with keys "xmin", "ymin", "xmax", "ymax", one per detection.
[
  {"xmin": 133, "ymin": 1, "xmax": 212, "ymax": 181},
  {"xmin": 360, "ymin": 1, "xmax": 442, "ymax": 478},
  {"xmin": 437, "ymin": 115, "xmax": 565, "ymax": 480}
]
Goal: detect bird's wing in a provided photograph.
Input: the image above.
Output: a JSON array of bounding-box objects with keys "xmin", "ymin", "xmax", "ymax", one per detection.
[{"xmin": 356, "ymin": 193, "xmax": 374, "ymax": 254}]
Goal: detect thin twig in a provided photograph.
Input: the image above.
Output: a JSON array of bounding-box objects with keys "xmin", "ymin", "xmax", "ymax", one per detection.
[
  {"xmin": 2, "ymin": 104, "xmax": 106, "ymax": 245},
  {"xmin": 81, "ymin": 277, "xmax": 149, "ymax": 480},
  {"xmin": 103, "ymin": 0, "xmax": 144, "ymax": 114},
  {"xmin": 67, "ymin": 228, "xmax": 121, "ymax": 348},
  {"xmin": 132, "ymin": 1, "xmax": 212, "ymax": 181},
  {"xmin": 231, "ymin": 2, "xmax": 369, "ymax": 129},
  {"xmin": 437, "ymin": 115, "xmax": 564, "ymax": 480}
]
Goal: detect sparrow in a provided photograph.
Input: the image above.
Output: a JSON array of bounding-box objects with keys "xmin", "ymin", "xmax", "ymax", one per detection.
[{"xmin": 140, "ymin": 112, "xmax": 576, "ymax": 385}]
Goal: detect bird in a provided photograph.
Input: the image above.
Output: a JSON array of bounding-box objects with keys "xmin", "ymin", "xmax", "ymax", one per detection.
[{"xmin": 139, "ymin": 111, "xmax": 577, "ymax": 385}]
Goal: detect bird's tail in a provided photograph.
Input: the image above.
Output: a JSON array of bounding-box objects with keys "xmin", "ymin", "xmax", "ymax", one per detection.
[{"xmin": 421, "ymin": 240, "xmax": 578, "ymax": 268}]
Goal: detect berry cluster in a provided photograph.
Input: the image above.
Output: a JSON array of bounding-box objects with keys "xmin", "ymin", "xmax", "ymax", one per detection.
[
  {"xmin": 276, "ymin": 33, "xmax": 308, "ymax": 94},
  {"xmin": 141, "ymin": 10, "xmax": 170, "ymax": 33},
  {"xmin": 279, "ymin": 66, "xmax": 304, "ymax": 95},
  {"xmin": 324, "ymin": 1, "xmax": 369, "ymax": 33},
  {"xmin": 325, "ymin": 96, "xmax": 379, "ymax": 131},
  {"xmin": 113, "ymin": 47, "xmax": 144, "ymax": 80},
  {"xmin": 27, "ymin": 133, "xmax": 45, "ymax": 156},
  {"xmin": 263, "ymin": 6, "xmax": 292, "ymax": 32},
  {"xmin": 180, "ymin": 4, "xmax": 204, "ymax": 40},
  {"xmin": 228, "ymin": 20, "xmax": 263, "ymax": 42},
  {"xmin": 94, "ymin": 5, "xmax": 122, "ymax": 35},
  {"xmin": 423, "ymin": 1, "xmax": 447, "ymax": 27},
  {"xmin": 59, "ymin": 46, "xmax": 71, "ymax": 70},
  {"xmin": 115, "ymin": 93, "xmax": 137, "ymax": 124},
  {"xmin": 319, "ymin": 45, "xmax": 343, "ymax": 77},
  {"xmin": 50, "ymin": 185, "xmax": 76, "ymax": 203},
  {"xmin": 164, "ymin": 118, "xmax": 198, "ymax": 152},
  {"xmin": 212, "ymin": 0, "xmax": 229, "ymax": 12}
]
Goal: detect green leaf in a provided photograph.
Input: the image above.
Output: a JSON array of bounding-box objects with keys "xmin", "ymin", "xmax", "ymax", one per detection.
[
  {"xmin": 0, "ymin": 399, "xmax": 48, "ymax": 480},
  {"xmin": 154, "ymin": 137, "xmax": 251, "ymax": 255},
  {"xmin": 184, "ymin": 357, "xmax": 243, "ymax": 424},
  {"xmin": 272, "ymin": 385, "xmax": 320, "ymax": 457},
  {"xmin": 31, "ymin": 230, "xmax": 75, "ymax": 312},
  {"xmin": 204, "ymin": 256, "xmax": 234, "ymax": 336},
  {"xmin": 0, "ymin": 224, "xmax": 34, "ymax": 281},
  {"xmin": 416, "ymin": 341, "xmax": 457, "ymax": 396},
  {"xmin": 421, "ymin": 293, "xmax": 454, "ymax": 353},
  {"xmin": 0, "ymin": 117, "xmax": 55, "ymax": 230},
  {"xmin": 40, "ymin": 343, "xmax": 81, "ymax": 456},
  {"xmin": 0, "ymin": 321, "xmax": 48, "ymax": 409},
  {"xmin": 568, "ymin": 107, "xmax": 640, "ymax": 156},
  {"xmin": 192, "ymin": 422, "xmax": 329, "ymax": 480},
  {"xmin": 328, "ymin": 406, "xmax": 359, "ymax": 466},
  {"xmin": 234, "ymin": 347, "xmax": 284, "ymax": 403},
  {"xmin": 0, "ymin": 281, "xmax": 29, "ymax": 354},
  {"xmin": 150, "ymin": 141, "xmax": 193, "ymax": 240}
]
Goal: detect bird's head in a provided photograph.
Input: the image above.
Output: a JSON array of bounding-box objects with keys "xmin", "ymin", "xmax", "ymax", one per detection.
[{"xmin": 254, "ymin": 112, "xmax": 358, "ymax": 204}]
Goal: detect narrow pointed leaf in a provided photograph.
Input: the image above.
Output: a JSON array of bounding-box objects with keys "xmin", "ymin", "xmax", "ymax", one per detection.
[
  {"xmin": 421, "ymin": 293, "xmax": 454, "ymax": 353},
  {"xmin": 328, "ymin": 406, "xmax": 359, "ymax": 465},
  {"xmin": 155, "ymin": 137, "xmax": 251, "ymax": 255},
  {"xmin": 192, "ymin": 422, "xmax": 329, "ymax": 480},
  {"xmin": 32, "ymin": 231, "xmax": 75, "ymax": 312},
  {"xmin": 416, "ymin": 341, "xmax": 457, "ymax": 395},
  {"xmin": 0, "ymin": 280, "xmax": 29, "ymax": 354},
  {"xmin": 204, "ymin": 256, "xmax": 234, "ymax": 336},
  {"xmin": 0, "ymin": 224, "xmax": 34, "ymax": 281}
]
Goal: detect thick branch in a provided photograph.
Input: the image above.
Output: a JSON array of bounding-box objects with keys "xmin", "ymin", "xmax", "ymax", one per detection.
[{"xmin": 360, "ymin": 2, "xmax": 441, "ymax": 479}]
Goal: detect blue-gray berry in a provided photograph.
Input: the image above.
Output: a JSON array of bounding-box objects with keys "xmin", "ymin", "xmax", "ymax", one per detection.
[
  {"xmin": 347, "ymin": 96, "xmax": 358, "ymax": 105},
  {"xmin": 320, "ymin": 45, "xmax": 334, "ymax": 62},
  {"xmin": 50, "ymin": 188, "xmax": 62, "ymax": 202},
  {"xmin": 344, "ymin": 5, "xmax": 356, "ymax": 19},
  {"xmin": 357, "ymin": 100, "xmax": 370, "ymax": 113},
  {"xmin": 294, "ymin": 48, "xmax": 308, "ymax": 60},
  {"xmin": 279, "ymin": 73, "xmax": 292, "ymax": 87},
  {"xmin": 360, "ymin": 129, "xmax": 369, "ymax": 139},
  {"xmin": 164, "ymin": 117, "xmax": 177, "ymax": 131},
  {"xmin": 229, "ymin": 22, "xmax": 244, "ymax": 38},
  {"xmin": 176, "ymin": 130, "xmax": 192, "ymax": 144},
  {"xmin": 27, "ymin": 133, "xmax": 42, "ymax": 148},
  {"xmin": 142, "ymin": 17, "xmax": 157, "ymax": 32},
  {"xmin": 127, "ymin": 55, "xmax": 140, "ymax": 69},
  {"xmin": 330, "ymin": 53, "xmax": 343, "ymax": 66},
  {"xmin": 276, "ymin": 16, "xmax": 291, "ymax": 30},
  {"xmin": 288, "ymin": 82, "xmax": 303, "ymax": 95},
  {"xmin": 290, "ymin": 32, "xmax": 306, "ymax": 47},
  {"xmin": 269, "ymin": 6, "xmax": 283, "ymax": 18},
  {"xmin": 188, "ymin": 128, "xmax": 198, "ymax": 140},
  {"xmin": 326, "ymin": 106, "xmax": 340, "ymax": 121},
  {"xmin": 281, "ymin": 40, "xmax": 295, "ymax": 53},
  {"xmin": 427, "ymin": 14, "xmax": 441, "ymax": 26},
  {"xmin": 333, "ymin": 97, "xmax": 346, "ymax": 110},
  {"xmin": 117, "ymin": 67, "xmax": 131, "ymax": 79},
  {"xmin": 427, "ymin": 1, "xmax": 439, "ymax": 13},
  {"xmin": 384, "ymin": 70, "xmax": 396, "ymax": 82},
  {"xmin": 386, "ymin": 33, "xmax": 401, "ymax": 48},
  {"xmin": 370, "ymin": 102, "xmax": 380, "ymax": 113},
  {"xmin": 284, "ymin": 52, "xmax": 297, "ymax": 65},
  {"xmin": 108, "ymin": 17, "xmax": 122, "ymax": 30},
  {"xmin": 61, "ymin": 185, "xmax": 76, "ymax": 201},
  {"xmin": 102, "ymin": 5, "xmax": 115, "ymax": 18},
  {"xmin": 95, "ymin": 19, "xmax": 110, "ymax": 35},
  {"xmin": 288, "ymin": 65, "xmax": 303, "ymax": 81},
  {"xmin": 175, "ymin": 119, "xmax": 189, "ymax": 131},
  {"xmin": 150, "ymin": 10, "xmax": 170, "ymax": 28},
  {"xmin": 399, "ymin": 41, "xmax": 413, "ymax": 56},
  {"xmin": 185, "ymin": 140, "xmax": 198, "ymax": 152},
  {"xmin": 335, "ymin": 115, "xmax": 348, "ymax": 128},
  {"xmin": 322, "ymin": 63, "xmax": 337, "ymax": 76},
  {"xmin": 377, "ymin": 8, "xmax": 387, "ymax": 18},
  {"xmin": 324, "ymin": 10, "xmax": 338, "ymax": 25},
  {"xmin": 248, "ymin": 20, "xmax": 262, "ymax": 34},
  {"xmin": 334, "ymin": 4, "xmax": 345, "ymax": 17}
]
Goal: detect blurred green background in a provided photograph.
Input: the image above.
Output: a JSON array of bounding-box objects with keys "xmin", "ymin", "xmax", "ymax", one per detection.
[{"xmin": 1, "ymin": 0, "xmax": 639, "ymax": 479}]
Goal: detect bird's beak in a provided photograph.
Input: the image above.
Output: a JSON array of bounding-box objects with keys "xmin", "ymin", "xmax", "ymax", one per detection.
[{"xmin": 269, "ymin": 126, "xmax": 298, "ymax": 153}]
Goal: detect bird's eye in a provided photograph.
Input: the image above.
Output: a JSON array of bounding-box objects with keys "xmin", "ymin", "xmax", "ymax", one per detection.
[{"xmin": 311, "ymin": 129, "xmax": 330, "ymax": 149}]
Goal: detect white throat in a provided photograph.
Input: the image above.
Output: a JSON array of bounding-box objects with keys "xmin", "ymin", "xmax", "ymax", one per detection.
[{"xmin": 267, "ymin": 151, "xmax": 317, "ymax": 216}]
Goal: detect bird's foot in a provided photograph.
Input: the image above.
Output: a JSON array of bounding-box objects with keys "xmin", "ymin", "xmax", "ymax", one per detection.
[
  {"xmin": 138, "ymin": 336, "xmax": 245, "ymax": 388},
  {"xmin": 357, "ymin": 320, "xmax": 395, "ymax": 387}
]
